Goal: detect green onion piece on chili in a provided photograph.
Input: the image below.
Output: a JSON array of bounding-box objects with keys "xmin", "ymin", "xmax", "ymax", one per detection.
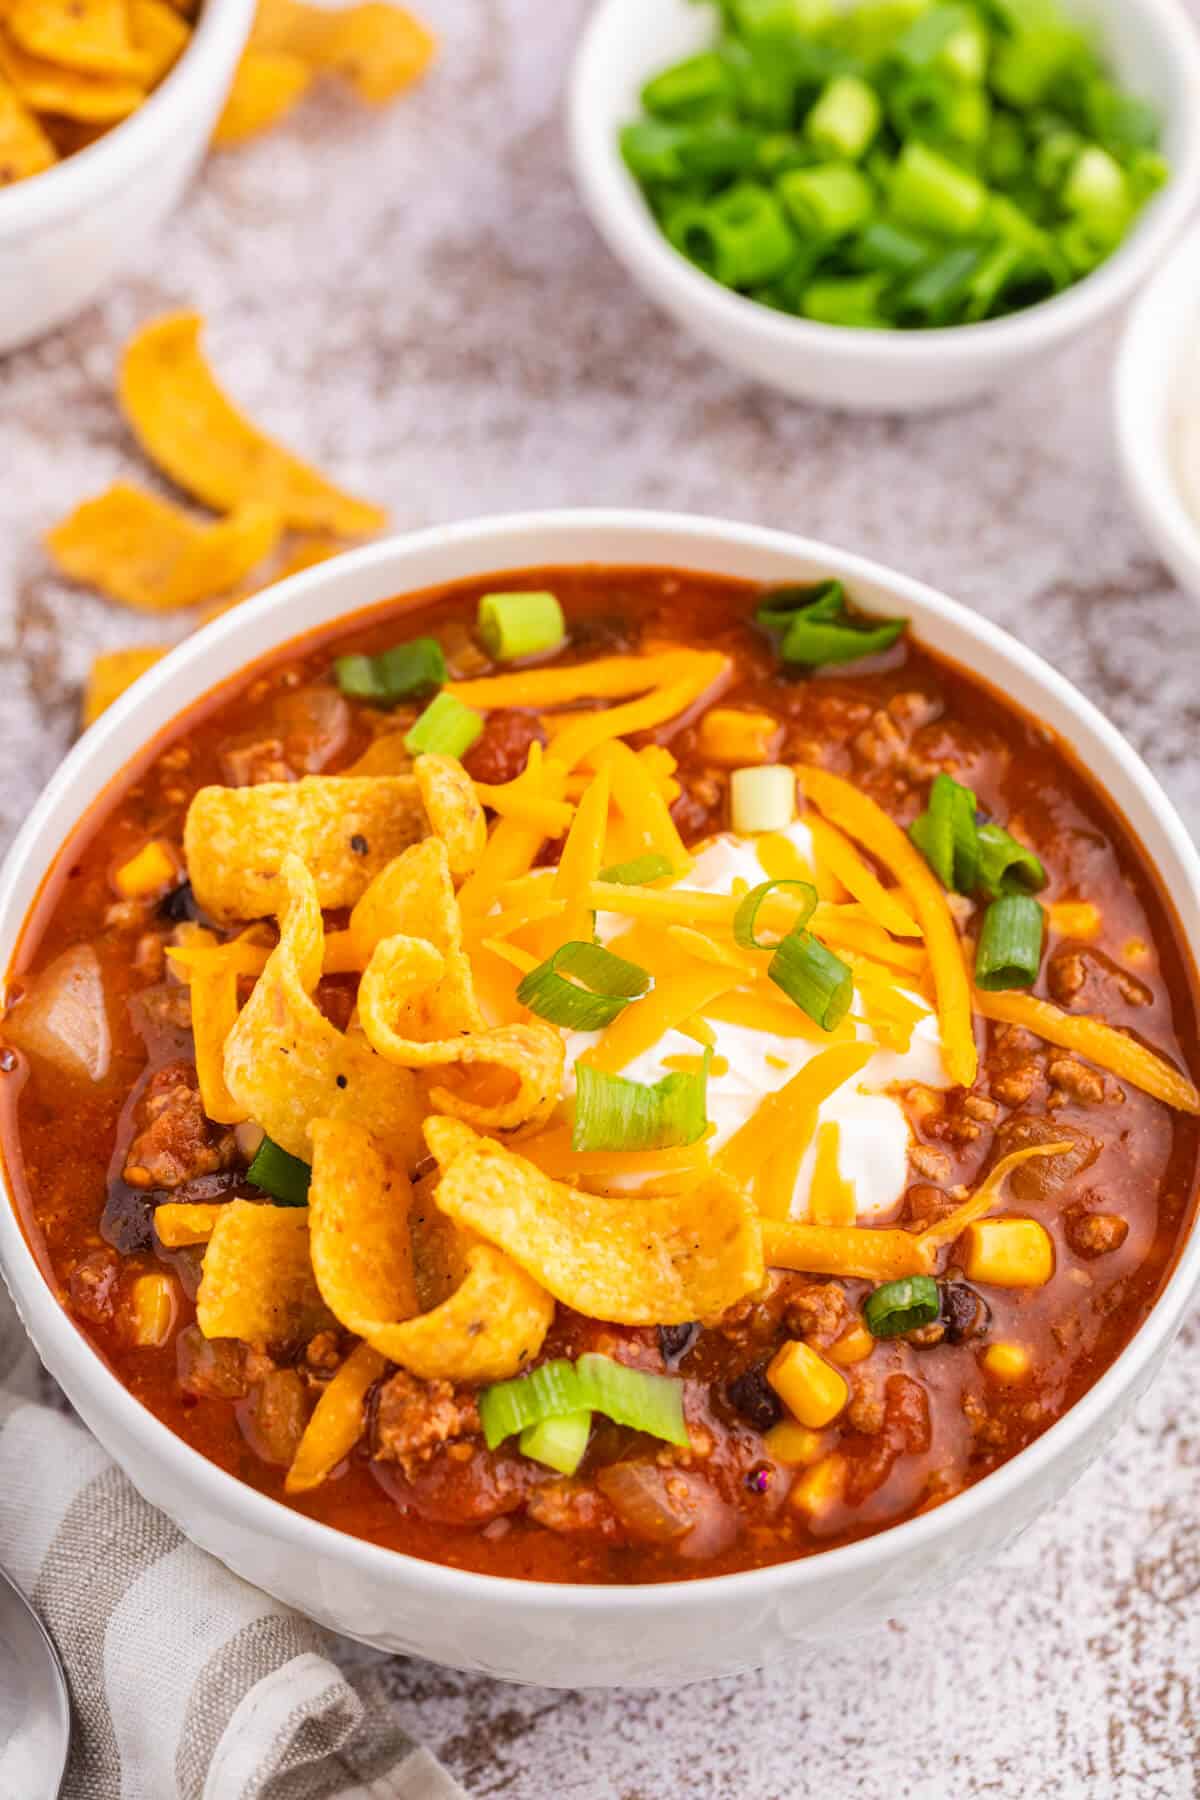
[
  {"xmin": 729, "ymin": 765, "xmax": 796, "ymax": 834},
  {"xmin": 516, "ymin": 940, "xmax": 653, "ymax": 1032},
  {"xmin": 975, "ymin": 893, "xmax": 1045, "ymax": 990},
  {"xmin": 754, "ymin": 579, "xmax": 846, "ymax": 635},
  {"xmin": 598, "ymin": 853, "xmax": 674, "ymax": 886},
  {"xmin": 246, "ymin": 1135, "xmax": 311, "ymax": 1206},
  {"xmin": 572, "ymin": 1050, "xmax": 711, "ymax": 1153},
  {"xmin": 477, "ymin": 591, "xmax": 565, "ymax": 663},
  {"xmin": 478, "ymin": 1358, "xmax": 582, "ymax": 1449},
  {"xmin": 732, "ymin": 878, "xmax": 818, "ymax": 949},
  {"xmin": 909, "ymin": 773, "xmax": 979, "ymax": 894},
  {"xmin": 404, "ymin": 692, "xmax": 484, "ymax": 760},
  {"xmin": 518, "ymin": 1412, "xmax": 592, "ymax": 1476},
  {"xmin": 769, "ymin": 929, "xmax": 854, "ymax": 1031},
  {"xmin": 976, "ymin": 822, "xmax": 1047, "ymax": 900},
  {"xmin": 480, "ymin": 1354, "xmax": 687, "ymax": 1450},
  {"xmin": 333, "ymin": 637, "xmax": 446, "ymax": 707},
  {"xmin": 779, "ymin": 612, "xmax": 907, "ymax": 666},
  {"xmin": 863, "ymin": 1275, "xmax": 940, "ymax": 1339}
]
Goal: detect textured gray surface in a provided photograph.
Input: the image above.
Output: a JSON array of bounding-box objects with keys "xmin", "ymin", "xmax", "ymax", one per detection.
[{"xmin": 3, "ymin": 0, "xmax": 1200, "ymax": 1793}]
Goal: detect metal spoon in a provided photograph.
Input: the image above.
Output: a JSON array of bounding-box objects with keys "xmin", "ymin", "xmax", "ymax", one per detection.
[{"xmin": 0, "ymin": 1563, "xmax": 70, "ymax": 1798}]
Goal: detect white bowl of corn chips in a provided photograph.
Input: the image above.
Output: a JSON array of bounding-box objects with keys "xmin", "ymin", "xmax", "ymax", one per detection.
[{"xmin": 0, "ymin": 0, "xmax": 254, "ymax": 352}]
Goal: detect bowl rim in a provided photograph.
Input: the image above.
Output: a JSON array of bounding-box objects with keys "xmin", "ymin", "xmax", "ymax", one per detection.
[
  {"xmin": 1113, "ymin": 215, "xmax": 1200, "ymax": 593},
  {"xmin": 567, "ymin": 0, "xmax": 1200, "ymax": 366},
  {"xmin": 0, "ymin": 0, "xmax": 255, "ymax": 236},
  {"xmin": 3, "ymin": 505, "xmax": 1199, "ymax": 1614}
]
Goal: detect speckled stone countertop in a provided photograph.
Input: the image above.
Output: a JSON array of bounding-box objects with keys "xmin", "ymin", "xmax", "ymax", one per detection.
[{"xmin": 4, "ymin": 1, "xmax": 1200, "ymax": 1793}]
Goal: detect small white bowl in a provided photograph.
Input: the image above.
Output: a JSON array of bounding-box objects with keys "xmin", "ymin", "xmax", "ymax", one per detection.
[
  {"xmin": 0, "ymin": 0, "xmax": 254, "ymax": 354},
  {"xmin": 1, "ymin": 510, "xmax": 1198, "ymax": 1686},
  {"xmin": 568, "ymin": 0, "xmax": 1200, "ymax": 413},
  {"xmin": 1114, "ymin": 220, "xmax": 1200, "ymax": 599}
]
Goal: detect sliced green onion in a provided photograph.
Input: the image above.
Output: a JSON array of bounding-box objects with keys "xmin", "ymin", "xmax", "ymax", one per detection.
[
  {"xmin": 668, "ymin": 180, "xmax": 798, "ymax": 287},
  {"xmin": 893, "ymin": 4, "xmax": 970, "ymax": 71},
  {"xmin": 777, "ymin": 163, "xmax": 874, "ymax": 238},
  {"xmin": 863, "ymin": 1275, "xmax": 940, "ymax": 1339},
  {"xmin": 894, "ymin": 245, "xmax": 984, "ymax": 327},
  {"xmin": 477, "ymin": 591, "xmax": 565, "ymax": 663},
  {"xmin": 732, "ymin": 878, "xmax": 818, "ymax": 948},
  {"xmin": 246, "ymin": 1135, "xmax": 311, "ymax": 1206},
  {"xmin": 403, "ymin": 692, "xmax": 484, "ymax": 760},
  {"xmin": 976, "ymin": 823, "xmax": 1046, "ymax": 899},
  {"xmin": 889, "ymin": 140, "xmax": 988, "ymax": 235},
  {"xmin": 598, "ymin": 853, "xmax": 674, "ymax": 886},
  {"xmin": 806, "ymin": 74, "xmax": 881, "ymax": 161},
  {"xmin": 801, "ymin": 271, "xmax": 891, "ymax": 327},
  {"xmin": 479, "ymin": 1358, "xmax": 581, "ymax": 1448},
  {"xmin": 574, "ymin": 1353, "xmax": 688, "ymax": 1445},
  {"xmin": 1062, "ymin": 144, "xmax": 1131, "ymax": 246},
  {"xmin": 572, "ymin": 1051, "xmax": 711, "ymax": 1152},
  {"xmin": 619, "ymin": 119, "xmax": 688, "ymax": 184},
  {"xmin": 516, "ymin": 940, "xmax": 652, "ymax": 1032},
  {"xmin": 641, "ymin": 51, "xmax": 732, "ymax": 120},
  {"xmin": 333, "ymin": 637, "xmax": 445, "ymax": 707},
  {"xmin": 481, "ymin": 1353, "xmax": 688, "ymax": 1450},
  {"xmin": 779, "ymin": 612, "xmax": 906, "ymax": 664},
  {"xmin": 519, "ymin": 1412, "xmax": 592, "ymax": 1476},
  {"xmin": 769, "ymin": 930, "xmax": 853, "ymax": 1030},
  {"xmin": 730, "ymin": 765, "xmax": 796, "ymax": 834},
  {"xmin": 853, "ymin": 218, "xmax": 933, "ymax": 274},
  {"xmin": 975, "ymin": 894, "xmax": 1045, "ymax": 990},
  {"xmin": 755, "ymin": 579, "xmax": 845, "ymax": 633},
  {"xmin": 908, "ymin": 773, "xmax": 979, "ymax": 893}
]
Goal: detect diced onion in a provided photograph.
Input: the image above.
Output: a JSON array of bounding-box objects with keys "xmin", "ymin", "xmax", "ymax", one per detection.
[
  {"xmin": 730, "ymin": 765, "xmax": 795, "ymax": 834},
  {"xmin": 3, "ymin": 945, "xmax": 111, "ymax": 1082}
]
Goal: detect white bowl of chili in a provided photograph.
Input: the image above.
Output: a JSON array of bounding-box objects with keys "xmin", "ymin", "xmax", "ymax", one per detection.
[
  {"xmin": 567, "ymin": 0, "xmax": 1200, "ymax": 413},
  {"xmin": 0, "ymin": 0, "xmax": 254, "ymax": 353},
  {"xmin": 0, "ymin": 509, "xmax": 1197, "ymax": 1687}
]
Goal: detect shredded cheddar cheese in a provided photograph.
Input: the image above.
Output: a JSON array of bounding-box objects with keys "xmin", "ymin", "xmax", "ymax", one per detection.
[
  {"xmin": 805, "ymin": 817, "xmax": 921, "ymax": 938},
  {"xmin": 808, "ymin": 1121, "xmax": 856, "ymax": 1226},
  {"xmin": 973, "ymin": 989, "xmax": 1200, "ymax": 1114},
  {"xmin": 552, "ymin": 766, "xmax": 610, "ymax": 944},
  {"xmin": 796, "ymin": 764, "xmax": 977, "ymax": 1089}
]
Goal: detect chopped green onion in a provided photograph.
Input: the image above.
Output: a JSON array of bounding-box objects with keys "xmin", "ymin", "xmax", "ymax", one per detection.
[
  {"xmin": 619, "ymin": 119, "xmax": 688, "ymax": 184},
  {"xmin": 732, "ymin": 877, "xmax": 818, "ymax": 948},
  {"xmin": 1062, "ymin": 144, "xmax": 1131, "ymax": 246},
  {"xmin": 667, "ymin": 180, "xmax": 798, "ymax": 287},
  {"xmin": 730, "ymin": 765, "xmax": 796, "ymax": 834},
  {"xmin": 806, "ymin": 74, "xmax": 881, "ymax": 160},
  {"xmin": 403, "ymin": 692, "xmax": 484, "ymax": 760},
  {"xmin": 477, "ymin": 591, "xmax": 565, "ymax": 663},
  {"xmin": 574, "ymin": 1353, "xmax": 688, "ymax": 1444},
  {"xmin": 975, "ymin": 893, "xmax": 1045, "ymax": 990},
  {"xmin": 481, "ymin": 1353, "xmax": 688, "ymax": 1451},
  {"xmin": 598, "ymin": 853, "xmax": 674, "ymax": 886},
  {"xmin": 769, "ymin": 929, "xmax": 853, "ymax": 1030},
  {"xmin": 333, "ymin": 638, "xmax": 445, "ymax": 707},
  {"xmin": 780, "ymin": 612, "xmax": 906, "ymax": 663},
  {"xmin": 572, "ymin": 1051, "xmax": 711, "ymax": 1153},
  {"xmin": 908, "ymin": 773, "xmax": 979, "ymax": 893},
  {"xmin": 641, "ymin": 51, "xmax": 733, "ymax": 120},
  {"xmin": 246, "ymin": 1136, "xmax": 311, "ymax": 1206},
  {"xmin": 976, "ymin": 823, "xmax": 1046, "ymax": 899},
  {"xmin": 479, "ymin": 1358, "xmax": 581, "ymax": 1448},
  {"xmin": 894, "ymin": 245, "xmax": 984, "ymax": 327},
  {"xmin": 516, "ymin": 940, "xmax": 653, "ymax": 1032},
  {"xmin": 889, "ymin": 140, "xmax": 988, "ymax": 234},
  {"xmin": 893, "ymin": 4, "xmax": 970, "ymax": 71},
  {"xmin": 519, "ymin": 1412, "xmax": 592, "ymax": 1476},
  {"xmin": 863, "ymin": 1274, "xmax": 940, "ymax": 1338},
  {"xmin": 801, "ymin": 271, "xmax": 891, "ymax": 327},
  {"xmin": 853, "ymin": 218, "xmax": 933, "ymax": 274},
  {"xmin": 755, "ymin": 579, "xmax": 845, "ymax": 633},
  {"xmin": 777, "ymin": 163, "xmax": 874, "ymax": 238}
]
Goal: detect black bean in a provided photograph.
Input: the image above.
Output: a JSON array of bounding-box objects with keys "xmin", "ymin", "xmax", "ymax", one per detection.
[
  {"xmin": 158, "ymin": 880, "xmax": 198, "ymax": 924},
  {"xmin": 657, "ymin": 1323, "xmax": 698, "ymax": 1366},
  {"xmin": 726, "ymin": 1362, "xmax": 782, "ymax": 1433},
  {"xmin": 940, "ymin": 1281, "xmax": 991, "ymax": 1344}
]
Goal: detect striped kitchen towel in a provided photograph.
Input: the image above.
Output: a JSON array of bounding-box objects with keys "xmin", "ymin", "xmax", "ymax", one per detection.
[{"xmin": 0, "ymin": 1297, "xmax": 466, "ymax": 1800}]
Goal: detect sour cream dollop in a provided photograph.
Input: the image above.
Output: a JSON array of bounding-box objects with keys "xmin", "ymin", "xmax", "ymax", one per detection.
[{"xmin": 564, "ymin": 824, "xmax": 950, "ymax": 1222}]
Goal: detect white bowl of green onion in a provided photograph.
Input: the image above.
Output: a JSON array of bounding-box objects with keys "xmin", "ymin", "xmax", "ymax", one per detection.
[{"xmin": 568, "ymin": 0, "xmax": 1200, "ymax": 412}]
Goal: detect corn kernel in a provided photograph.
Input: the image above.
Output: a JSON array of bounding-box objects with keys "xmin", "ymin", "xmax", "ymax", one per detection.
[
  {"xmin": 1048, "ymin": 901, "xmax": 1101, "ymax": 939},
  {"xmin": 961, "ymin": 1216, "xmax": 1054, "ymax": 1287},
  {"xmin": 112, "ymin": 838, "xmax": 178, "ymax": 900},
  {"xmin": 128, "ymin": 1273, "xmax": 177, "ymax": 1346},
  {"xmin": 983, "ymin": 1342, "xmax": 1031, "ymax": 1382},
  {"xmin": 790, "ymin": 1452, "xmax": 846, "ymax": 1516},
  {"xmin": 826, "ymin": 1322, "xmax": 875, "ymax": 1366},
  {"xmin": 767, "ymin": 1339, "xmax": 849, "ymax": 1428},
  {"xmin": 763, "ymin": 1421, "xmax": 825, "ymax": 1467},
  {"xmin": 154, "ymin": 1202, "xmax": 225, "ymax": 1248},
  {"xmin": 696, "ymin": 708, "xmax": 782, "ymax": 767}
]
